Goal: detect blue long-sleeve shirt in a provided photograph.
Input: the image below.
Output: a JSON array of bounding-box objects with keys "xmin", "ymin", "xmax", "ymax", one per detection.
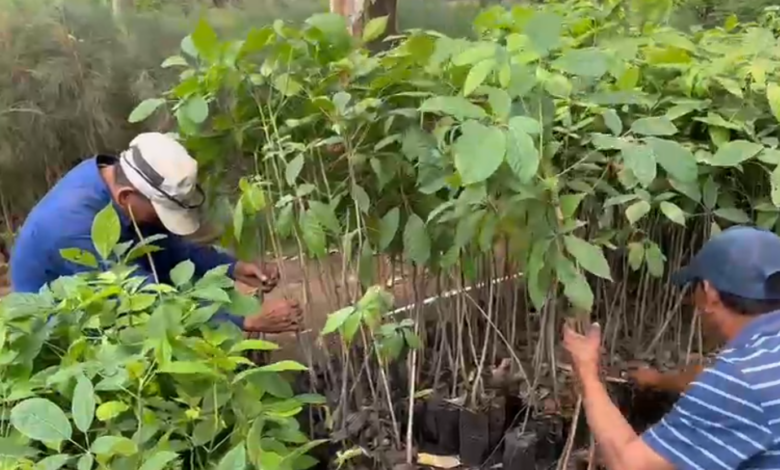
[{"xmin": 9, "ymin": 155, "xmax": 244, "ymax": 328}]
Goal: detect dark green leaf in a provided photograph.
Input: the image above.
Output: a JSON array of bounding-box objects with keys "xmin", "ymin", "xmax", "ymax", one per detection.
[
  {"xmin": 552, "ymin": 48, "xmax": 608, "ymax": 77},
  {"xmin": 454, "ymin": 121, "xmax": 506, "ymax": 185},
  {"xmin": 621, "ymin": 144, "xmax": 656, "ymax": 187},
  {"xmin": 710, "ymin": 140, "xmax": 763, "ymax": 167},
  {"xmin": 59, "ymin": 249, "xmax": 98, "ymax": 268},
  {"xmin": 300, "ymin": 210, "xmax": 326, "ymax": 258},
  {"xmin": 646, "ymin": 138, "xmax": 698, "ymax": 183},
  {"xmin": 308, "ymin": 201, "xmax": 340, "ymax": 234},
  {"xmin": 563, "ymin": 236, "xmax": 612, "ymax": 280},
  {"xmin": 138, "ymin": 451, "xmax": 179, "ymax": 470},
  {"xmin": 378, "ymin": 208, "xmax": 400, "ymax": 251},
  {"xmin": 630, "ymin": 117, "xmax": 677, "ymax": 136},
  {"xmin": 91, "ymin": 203, "xmax": 121, "ymax": 260},
  {"xmin": 505, "ymin": 118, "xmax": 539, "ymax": 183},
  {"xmin": 525, "ymin": 11, "xmax": 562, "ymax": 55},
  {"xmin": 419, "ymin": 96, "xmax": 486, "ymax": 120},
  {"xmin": 403, "ymin": 214, "xmax": 431, "ymax": 265},
  {"xmin": 556, "ymin": 257, "xmax": 593, "ymax": 311},
  {"xmin": 351, "ymin": 184, "xmax": 370, "ymax": 213},
  {"xmin": 182, "ymin": 96, "xmax": 208, "ymax": 124}
]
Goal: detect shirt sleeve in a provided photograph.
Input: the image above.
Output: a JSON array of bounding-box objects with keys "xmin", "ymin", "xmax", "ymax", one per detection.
[{"xmin": 641, "ymin": 360, "xmax": 773, "ymax": 470}]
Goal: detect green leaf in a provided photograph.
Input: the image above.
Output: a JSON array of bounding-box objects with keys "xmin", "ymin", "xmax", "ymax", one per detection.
[
  {"xmin": 552, "ymin": 48, "xmax": 608, "ymax": 77},
  {"xmin": 627, "ymin": 242, "xmax": 644, "ymax": 271},
  {"xmin": 351, "ymin": 184, "xmax": 370, "ymax": 213},
  {"xmin": 308, "ymin": 201, "xmax": 339, "ymax": 235},
  {"xmin": 90, "ymin": 436, "xmax": 138, "ymax": 457},
  {"xmin": 161, "ymin": 55, "xmax": 188, "ymax": 68},
  {"xmin": 710, "ymin": 140, "xmax": 763, "ymax": 167},
  {"xmin": 286, "ymin": 155, "xmax": 304, "ymax": 186},
  {"xmin": 273, "ymin": 73, "xmax": 303, "ymax": 97},
  {"xmin": 525, "ymin": 11, "xmax": 562, "ymax": 55},
  {"xmin": 669, "ymin": 178, "xmax": 701, "ymax": 203},
  {"xmin": 139, "ymin": 451, "xmax": 179, "ymax": 470},
  {"xmin": 257, "ymin": 360, "xmax": 308, "ymax": 372},
  {"xmin": 300, "ymin": 210, "xmax": 326, "ymax": 258},
  {"xmin": 602, "ymin": 109, "xmax": 622, "ymax": 136},
  {"xmin": 563, "ymin": 236, "xmax": 612, "ymax": 280},
  {"xmin": 362, "ymin": 15, "xmax": 388, "ymax": 42},
  {"xmin": 192, "ymin": 18, "xmax": 218, "ymax": 58},
  {"xmin": 454, "ymin": 121, "xmax": 506, "ymax": 185},
  {"xmin": 10, "ymin": 398, "xmax": 72, "ymax": 443},
  {"xmin": 645, "ymin": 242, "xmax": 665, "ymax": 277},
  {"xmin": 72, "ymin": 375, "xmax": 95, "ymax": 433},
  {"xmin": 217, "ymin": 443, "xmax": 246, "ymax": 470},
  {"xmin": 621, "ymin": 144, "xmax": 656, "ymax": 187},
  {"xmin": 378, "ymin": 208, "xmax": 400, "ymax": 251},
  {"xmin": 59, "ymin": 248, "xmax": 98, "ymax": 268},
  {"xmin": 159, "ymin": 361, "xmax": 216, "ymax": 375},
  {"xmin": 464, "ymin": 59, "xmax": 494, "ymax": 96},
  {"xmin": 321, "ymin": 307, "xmax": 355, "ymax": 336},
  {"xmin": 96, "ymin": 401, "xmax": 129, "ymax": 422},
  {"xmin": 768, "ymin": 83, "xmax": 780, "ymax": 123},
  {"xmin": 170, "ymin": 260, "xmax": 195, "ymax": 287},
  {"xmin": 646, "ymin": 138, "xmax": 698, "ymax": 183},
  {"xmin": 181, "ymin": 96, "xmax": 209, "ymax": 124},
  {"xmin": 487, "ymin": 88, "xmax": 511, "ymax": 122},
  {"xmin": 714, "ymin": 207, "xmax": 751, "ymax": 224},
  {"xmin": 419, "ymin": 96, "xmax": 486, "ymax": 120},
  {"xmin": 76, "ymin": 454, "xmax": 93, "ymax": 470},
  {"xmin": 625, "ymin": 200, "xmax": 651, "ymax": 225},
  {"xmin": 229, "ymin": 339, "xmax": 279, "ymax": 354},
  {"xmin": 505, "ymin": 117, "xmax": 539, "ymax": 183},
  {"xmin": 403, "ymin": 214, "xmax": 430, "ymax": 266},
  {"xmin": 91, "ymin": 203, "xmax": 121, "ymax": 260},
  {"xmin": 191, "ymin": 286, "xmax": 231, "ymax": 303},
  {"xmin": 556, "ymin": 257, "xmax": 593, "ymax": 311},
  {"xmin": 35, "ymin": 454, "xmax": 71, "ymax": 470},
  {"xmin": 129, "ymin": 98, "xmax": 165, "ymax": 123},
  {"xmin": 630, "ymin": 117, "xmax": 677, "ymax": 136},
  {"xmin": 660, "ymin": 201, "xmax": 686, "ymax": 226},
  {"xmin": 771, "ymin": 167, "xmax": 780, "ymax": 207}
]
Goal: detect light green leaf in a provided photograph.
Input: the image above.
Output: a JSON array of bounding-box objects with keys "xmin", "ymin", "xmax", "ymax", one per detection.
[
  {"xmin": 139, "ymin": 451, "xmax": 179, "ymax": 470},
  {"xmin": 191, "ymin": 286, "xmax": 231, "ymax": 303},
  {"xmin": 630, "ymin": 116, "xmax": 677, "ymax": 136},
  {"xmin": 76, "ymin": 454, "xmax": 93, "ymax": 470},
  {"xmin": 560, "ymin": 193, "xmax": 586, "ymax": 218},
  {"xmin": 768, "ymin": 83, "xmax": 780, "ymax": 123},
  {"xmin": 419, "ymin": 96, "xmax": 486, "ymax": 120},
  {"xmin": 161, "ymin": 55, "xmax": 188, "ymax": 68},
  {"xmin": 300, "ymin": 210, "xmax": 326, "ymax": 258},
  {"xmin": 378, "ymin": 208, "xmax": 400, "ymax": 251},
  {"xmin": 229, "ymin": 339, "xmax": 279, "ymax": 354},
  {"xmin": 59, "ymin": 248, "xmax": 98, "ymax": 268},
  {"xmin": 35, "ymin": 454, "xmax": 71, "ymax": 470},
  {"xmin": 464, "ymin": 59, "xmax": 494, "ymax": 96},
  {"xmin": 487, "ymin": 88, "xmax": 511, "ymax": 122},
  {"xmin": 257, "ymin": 360, "xmax": 308, "ymax": 372},
  {"xmin": 285, "ymin": 154, "xmax": 304, "ymax": 186},
  {"xmin": 645, "ymin": 242, "xmax": 666, "ymax": 277},
  {"xmin": 96, "ymin": 401, "xmax": 129, "ymax": 422},
  {"xmin": 90, "ymin": 436, "xmax": 138, "ymax": 457},
  {"xmin": 505, "ymin": 118, "xmax": 539, "ymax": 183},
  {"xmin": 625, "ymin": 200, "xmax": 651, "ymax": 225},
  {"xmin": 627, "ymin": 242, "xmax": 644, "ymax": 271},
  {"xmin": 10, "ymin": 399, "xmax": 72, "ymax": 443},
  {"xmin": 771, "ymin": 167, "xmax": 780, "ymax": 207},
  {"xmin": 669, "ymin": 179, "xmax": 702, "ymax": 203},
  {"xmin": 602, "ymin": 109, "xmax": 622, "ymax": 136},
  {"xmin": 525, "ymin": 11, "xmax": 562, "ymax": 55},
  {"xmin": 129, "ymin": 98, "xmax": 165, "ymax": 123},
  {"xmin": 702, "ymin": 176, "xmax": 719, "ymax": 210},
  {"xmin": 308, "ymin": 201, "xmax": 340, "ymax": 234},
  {"xmin": 159, "ymin": 361, "xmax": 216, "ymax": 375},
  {"xmin": 621, "ymin": 144, "xmax": 656, "ymax": 187},
  {"xmin": 192, "ymin": 18, "xmax": 218, "ymax": 58},
  {"xmin": 321, "ymin": 307, "xmax": 355, "ymax": 336},
  {"xmin": 362, "ymin": 16, "xmax": 388, "ymax": 42},
  {"xmin": 273, "ymin": 73, "xmax": 303, "ymax": 97},
  {"xmin": 563, "ymin": 236, "xmax": 612, "ymax": 280},
  {"xmin": 660, "ymin": 201, "xmax": 686, "ymax": 226},
  {"xmin": 646, "ymin": 138, "xmax": 698, "ymax": 183},
  {"xmin": 170, "ymin": 260, "xmax": 195, "ymax": 287},
  {"xmin": 91, "ymin": 203, "xmax": 121, "ymax": 260},
  {"xmin": 351, "ymin": 184, "xmax": 370, "ymax": 213},
  {"xmin": 403, "ymin": 214, "xmax": 431, "ymax": 266},
  {"xmin": 181, "ymin": 96, "xmax": 208, "ymax": 124},
  {"xmin": 556, "ymin": 257, "xmax": 593, "ymax": 311},
  {"xmin": 508, "ymin": 116, "xmax": 542, "ymax": 135},
  {"xmin": 552, "ymin": 48, "xmax": 608, "ymax": 77},
  {"xmin": 217, "ymin": 443, "xmax": 246, "ymax": 470},
  {"xmin": 72, "ymin": 376, "xmax": 95, "ymax": 433},
  {"xmin": 454, "ymin": 121, "xmax": 506, "ymax": 185},
  {"xmin": 710, "ymin": 140, "xmax": 763, "ymax": 167},
  {"xmin": 714, "ymin": 207, "xmax": 751, "ymax": 224},
  {"xmin": 233, "ymin": 198, "xmax": 245, "ymax": 243}
]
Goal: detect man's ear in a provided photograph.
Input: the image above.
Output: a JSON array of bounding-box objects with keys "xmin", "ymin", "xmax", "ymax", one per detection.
[
  {"xmin": 701, "ymin": 280, "xmax": 723, "ymax": 309},
  {"xmin": 115, "ymin": 187, "xmax": 133, "ymax": 207}
]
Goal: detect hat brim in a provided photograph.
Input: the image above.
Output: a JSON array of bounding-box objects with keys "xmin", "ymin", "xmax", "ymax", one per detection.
[
  {"xmin": 152, "ymin": 200, "xmax": 200, "ymax": 236},
  {"xmin": 670, "ymin": 265, "xmax": 695, "ymax": 286}
]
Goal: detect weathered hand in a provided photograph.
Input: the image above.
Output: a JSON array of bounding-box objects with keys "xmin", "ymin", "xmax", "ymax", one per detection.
[
  {"xmin": 243, "ymin": 298, "xmax": 303, "ymax": 333},
  {"xmin": 562, "ymin": 322, "xmax": 602, "ymax": 381},
  {"xmin": 234, "ymin": 261, "xmax": 280, "ymax": 293}
]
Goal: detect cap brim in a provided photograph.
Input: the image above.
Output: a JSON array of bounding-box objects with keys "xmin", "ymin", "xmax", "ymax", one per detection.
[
  {"xmin": 670, "ymin": 266, "xmax": 695, "ymax": 286},
  {"xmin": 152, "ymin": 201, "xmax": 200, "ymax": 236}
]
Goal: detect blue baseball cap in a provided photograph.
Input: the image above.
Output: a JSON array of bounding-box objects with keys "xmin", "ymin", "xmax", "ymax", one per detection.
[{"xmin": 672, "ymin": 226, "xmax": 780, "ymax": 300}]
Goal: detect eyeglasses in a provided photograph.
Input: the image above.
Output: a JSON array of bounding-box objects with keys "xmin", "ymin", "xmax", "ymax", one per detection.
[{"xmin": 123, "ymin": 146, "xmax": 205, "ymax": 210}]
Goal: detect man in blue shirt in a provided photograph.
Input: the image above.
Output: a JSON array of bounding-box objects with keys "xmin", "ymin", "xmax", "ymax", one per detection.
[
  {"xmin": 563, "ymin": 226, "xmax": 780, "ymax": 470},
  {"xmin": 10, "ymin": 132, "xmax": 301, "ymax": 333}
]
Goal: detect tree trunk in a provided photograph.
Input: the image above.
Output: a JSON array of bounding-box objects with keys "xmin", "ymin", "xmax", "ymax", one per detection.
[{"xmin": 330, "ymin": 0, "xmax": 398, "ymax": 41}]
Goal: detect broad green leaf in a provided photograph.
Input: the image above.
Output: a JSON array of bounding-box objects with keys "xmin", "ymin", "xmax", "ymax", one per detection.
[
  {"xmin": 91, "ymin": 203, "xmax": 121, "ymax": 260},
  {"xmin": 378, "ymin": 208, "xmax": 400, "ymax": 251},
  {"xmin": 90, "ymin": 436, "xmax": 138, "ymax": 457},
  {"xmin": 646, "ymin": 138, "xmax": 698, "ymax": 183},
  {"xmin": 630, "ymin": 117, "xmax": 677, "ymax": 136},
  {"xmin": 419, "ymin": 96, "xmax": 486, "ymax": 120},
  {"xmin": 768, "ymin": 83, "xmax": 780, "ymax": 123},
  {"xmin": 76, "ymin": 454, "xmax": 93, "ymax": 470},
  {"xmin": 710, "ymin": 140, "xmax": 763, "ymax": 167},
  {"xmin": 525, "ymin": 11, "xmax": 562, "ymax": 55},
  {"xmin": 217, "ymin": 443, "xmax": 246, "ymax": 470},
  {"xmin": 454, "ymin": 121, "xmax": 506, "ymax": 185},
  {"xmin": 96, "ymin": 401, "xmax": 129, "ymax": 422},
  {"xmin": 508, "ymin": 116, "xmax": 542, "ymax": 135},
  {"xmin": 505, "ymin": 118, "xmax": 539, "ymax": 183},
  {"xmin": 161, "ymin": 55, "xmax": 188, "ymax": 68},
  {"xmin": 702, "ymin": 176, "xmax": 719, "ymax": 210},
  {"xmin": 556, "ymin": 257, "xmax": 593, "ymax": 311},
  {"xmin": 645, "ymin": 243, "xmax": 665, "ymax": 277},
  {"xmin": 602, "ymin": 109, "xmax": 622, "ymax": 136},
  {"xmin": 452, "ymin": 42, "xmax": 496, "ymax": 66},
  {"xmin": 129, "ymin": 98, "xmax": 165, "ymax": 123},
  {"xmin": 362, "ymin": 16, "xmax": 388, "ymax": 42},
  {"xmin": 192, "ymin": 18, "xmax": 218, "ymax": 58},
  {"xmin": 625, "ymin": 200, "xmax": 651, "ymax": 225},
  {"xmin": 191, "ymin": 286, "xmax": 231, "ymax": 303},
  {"xmin": 59, "ymin": 248, "xmax": 98, "ymax": 268},
  {"xmin": 273, "ymin": 73, "xmax": 303, "ymax": 97},
  {"xmin": 257, "ymin": 360, "xmax": 308, "ymax": 372},
  {"xmin": 714, "ymin": 207, "xmax": 750, "ymax": 224},
  {"xmin": 300, "ymin": 210, "xmax": 326, "ymax": 258},
  {"xmin": 403, "ymin": 214, "xmax": 431, "ymax": 266},
  {"xmin": 72, "ymin": 375, "xmax": 95, "ymax": 433},
  {"xmin": 181, "ymin": 96, "xmax": 208, "ymax": 124},
  {"xmin": 627, "ymin": 242, "xmax": 644, "ymax": 271},
  {"xmin": 170, "ymin": 260, "xmax": 195, "ymax": 287},
  {"xmin": 159, "ymin": 361, "xmax": 215, "ymax": 375},
  {"xmin": 229, "ymin": 339, "xmax": 279, "ymax": 354},
  {"xmin": 621, "ymin": 144, "xmax": 656, "ymax": 187},
  {"xmin": 660, "ymin": 201, "xmax": 686, "ymax": 226},
  {"xmin": 286, "ymin": 155, "xmax": 304, "ymax": 186},
  {"xmin": 35, "ymin": 454, "xmax": 70, "ymax": 470},
  {"xmin": 351, "ymin": 184, "xmax": 370, "ymax": 213},
  {"xmin": 309, "ymin": 201, "xmax": 340, "ymax": 234},
  {"xmin": 487, "ymin": 88, "xmax": 511, "ymax": 122},
  {"xmin": 10, "ymin": 399, "xmax": 72, "ymax": 443},
  {"xmin": 552, "ymin": 48, "xmax": 608, "ymax": 77},
  {"xmin": 560, "ymin": 193, "xmax": 586, "ymax": 219},
  {"xmin": 464, "ymin": 59, "xmax": 494, "ymax": 96},
  {"xmin": 321, "ymin": 307, "xmax": 355, "ymax": 335},
  {"xmin": 669, "ymin": 179, "xmax": 701, "ymax": 203},
  {"xmin": 563, "ymin": 236, "xmax": 612, "ymax": 280},
  {"xmin": 138, "ymin": 451, "xmax": 179, "ymax": 470}
]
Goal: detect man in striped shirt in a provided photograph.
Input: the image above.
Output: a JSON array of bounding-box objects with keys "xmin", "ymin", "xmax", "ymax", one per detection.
[{"xmin": 563, "ymin": 226, "xmax": 780, "ymax": 470}]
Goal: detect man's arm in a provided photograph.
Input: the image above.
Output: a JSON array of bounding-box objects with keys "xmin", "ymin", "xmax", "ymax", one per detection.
[{"xmin": 630, "ymin": 364, "xmax": 705, "ymax": 394}]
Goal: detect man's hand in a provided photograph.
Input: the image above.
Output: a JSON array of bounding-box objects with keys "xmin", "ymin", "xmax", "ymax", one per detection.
[
  {"xmin": 234, "ymin": 261, "xmax": 280, "ymax": 293},
  {"xmin": 627, "ymin": 367, "xmax": 665, "ymax": 390},
  {"xmin": 243, "ymin": 298, "xmax": 303, "ymax": 333},
  {"xmin": 563, "ymin": 322, "xmax": 602, "ymax": 381}
]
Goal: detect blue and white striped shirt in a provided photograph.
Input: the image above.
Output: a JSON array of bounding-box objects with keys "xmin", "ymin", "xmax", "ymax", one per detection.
[{"xmin": 643, "ymin": 311, "xmax": 780, "ymax": 470}]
